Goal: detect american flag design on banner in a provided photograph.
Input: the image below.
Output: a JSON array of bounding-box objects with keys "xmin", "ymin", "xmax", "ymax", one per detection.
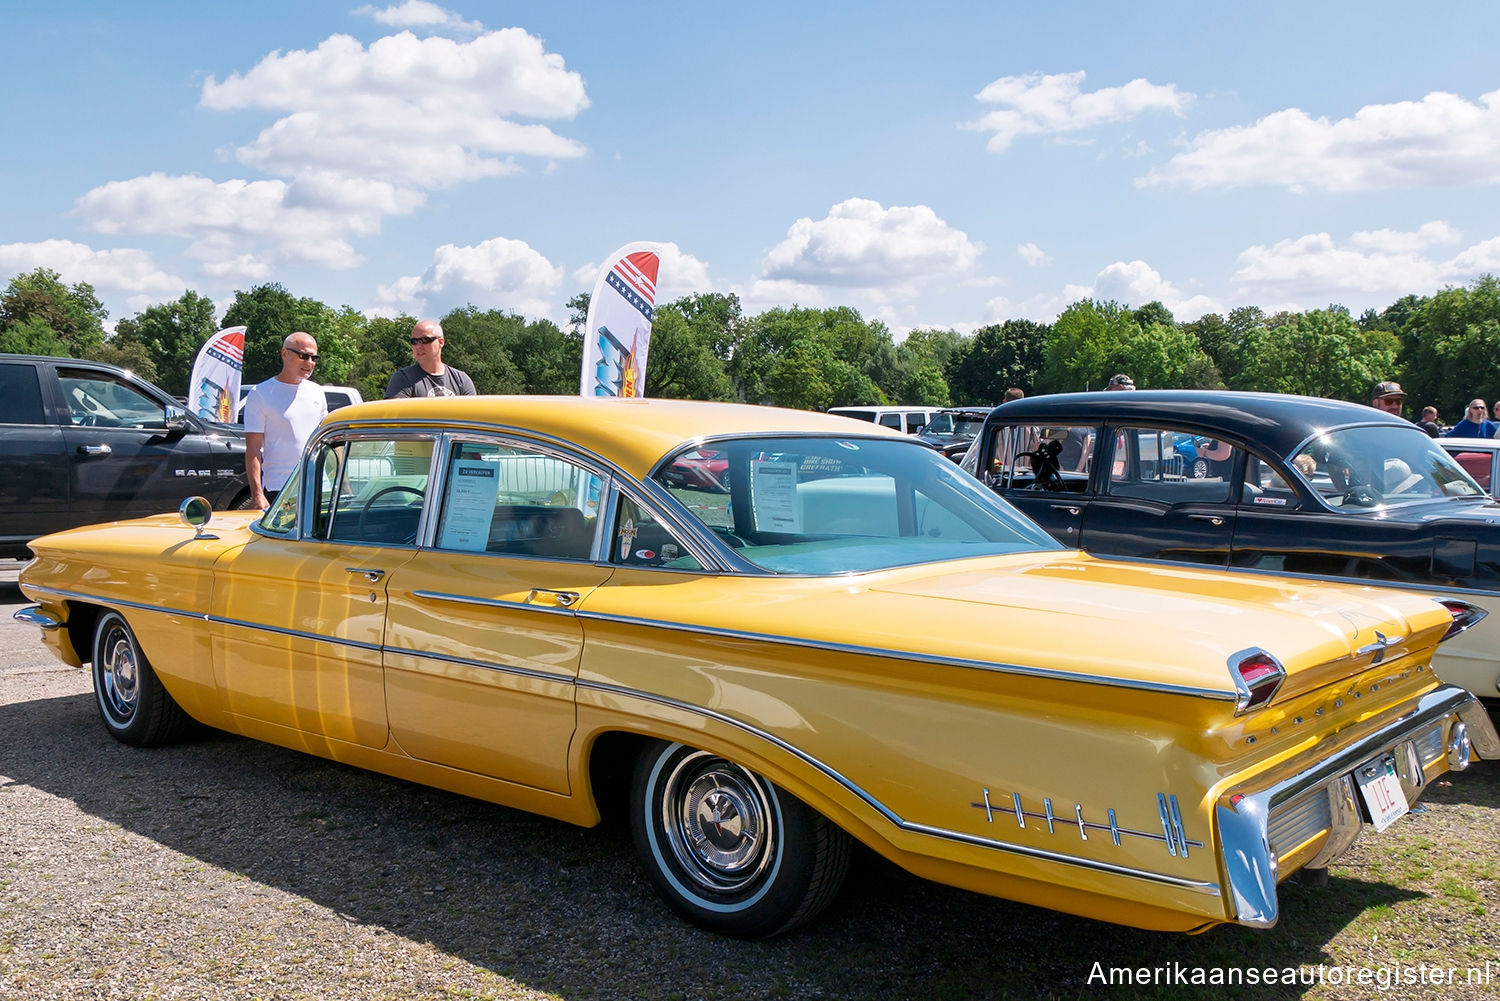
[
  {"xmin": 581, "ymin": 243, "xmax": 663, "ymax": 398},
  {"xmin": 188, "ymin": 325, "xmax": 247, "ymax": 423}
]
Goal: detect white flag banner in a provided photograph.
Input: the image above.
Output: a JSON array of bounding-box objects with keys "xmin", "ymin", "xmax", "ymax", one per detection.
[
  {"xmin": 187, "ymin": 325, "xmax": 246, "ymax": 423},
  {"xmin": 580, "ymin": 242, "xmax": 661, "ymax": 397}
]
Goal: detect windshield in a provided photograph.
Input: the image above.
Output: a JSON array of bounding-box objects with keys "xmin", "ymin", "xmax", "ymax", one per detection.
[
  {"xmin": 1289, "ymin": 425, "xmax": 1485, "ymax": 509},
  {"xmin": 922, "ymin": 412, "xmax": 987, "ymax": 440},
  {"xmin": 653, "ymin": 435, "xmax": 1059, "ymax": 574}
]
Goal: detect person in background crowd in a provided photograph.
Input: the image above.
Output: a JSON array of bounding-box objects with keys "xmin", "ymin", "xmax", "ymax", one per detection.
[
  {"xmin": 1492, "ymin": 401, "xmax": 1500, "ymax": 423},
  {"xmin": 1417, "ymin": 406, "xmax": 1444, "ymax": 438},
  {"xmin": 1446, "ymin": 399, "xmax": 1499, "ymax": 439},
  {"xmin": 1002, "ymin": 387, "xmax": 1024, "ymax": 403},
  {"xmin": 1370, "ymin": 381, "xmax": 1405, "ymax": 416},
  {"xmin": 385, "ymin": 319, "xmax": 477, "ymax": 398},
  {"xmin": 244, "ymin": 332, "xmax": 327, "ymax": 510},
  {"xmin": 1105, "ymin": 374, "xmax": 1135, "ymax": 391}
]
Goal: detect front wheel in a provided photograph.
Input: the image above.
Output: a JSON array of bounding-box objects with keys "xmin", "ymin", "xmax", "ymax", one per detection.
[
  {"xmin": 630, "ymin": 741, "xmax": 850, "ymax": 938},
  {"xmin": 92, "ymin": 611, "xmax": 191, "ymax": 747}
]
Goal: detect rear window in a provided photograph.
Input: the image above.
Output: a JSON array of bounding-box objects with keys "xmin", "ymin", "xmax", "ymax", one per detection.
[{"xmin": 0, "ymin": 364, "xmax": 45, "ymax": 424}]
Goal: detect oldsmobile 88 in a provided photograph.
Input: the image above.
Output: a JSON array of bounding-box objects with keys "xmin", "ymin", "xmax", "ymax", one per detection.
[{"xmin": 15, "ymin": 396, "xmax": 1498, "ymax": 938}]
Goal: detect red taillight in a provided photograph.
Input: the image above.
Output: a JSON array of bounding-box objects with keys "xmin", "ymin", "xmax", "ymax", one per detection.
[
  {"xmin": 1230, "ymin": 649, "xmax": 1285, "ymax": 716},
  {"xmin": 1438, "ymin": 599, "xmax": 1487, "ymax": 640}
]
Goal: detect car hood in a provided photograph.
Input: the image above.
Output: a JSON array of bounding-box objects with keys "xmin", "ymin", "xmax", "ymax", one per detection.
[{"xmin": 768, "ymin": 551, "xmax": 1456, "ymax": 705}]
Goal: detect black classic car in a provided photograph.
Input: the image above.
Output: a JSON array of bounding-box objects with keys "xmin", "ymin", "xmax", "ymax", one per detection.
[
  {"xmin": 0, "ymin": 354, "xmax": 249, "ymax": 559},
  {"xmin": 962, "ymin": 390, "xmax": 1500, "ymax": 702}
]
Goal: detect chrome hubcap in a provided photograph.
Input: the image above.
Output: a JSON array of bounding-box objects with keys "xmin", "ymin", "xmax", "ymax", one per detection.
[
  {"xmin": 101, "ymin": 629, "xmax": 139, "ymax": 719},
  {"xmin": 662, "ymin": 753, "xmax": 774, "ymax": 893}
]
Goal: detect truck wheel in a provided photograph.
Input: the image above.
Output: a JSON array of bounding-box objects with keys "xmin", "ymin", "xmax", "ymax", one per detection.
[
  {"xmin": 92, "ymin": 611, "xmax": 190, "ymax": 747},
  {"xmin": 630, "ymin": 741, "xmax": 850, "ymax": 938}
]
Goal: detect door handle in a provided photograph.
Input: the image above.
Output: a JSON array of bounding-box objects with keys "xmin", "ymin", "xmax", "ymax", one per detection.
[
  {"xmin": 77, "ymin": 444, "xmax": 112, "ymax": 457},
  {"xmin": 527, "ymin": 588, "xmax": 580, "ymax": 608},
  {"xmin": 1049, "ymin": 504, "xmax": 1080, "ymax": 516},
  {"xmin": 1188, "ymin": 514, "xmax": 1225, "ymax": 526},
  {"xmin": 346, "ymin": 568, "xmax": 386, "ymax": 582}
]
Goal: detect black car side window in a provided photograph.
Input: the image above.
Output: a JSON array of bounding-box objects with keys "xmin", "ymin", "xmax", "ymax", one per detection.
[
  {"xmin": 1106, "ymin": 428, "xmax": 1233, "ymax": 504},
  {"xmin": 987, "ymin": 424, "xmax": 1096, "ymax": 494},
  {"xmin": 0, "ymin": 364, "xmax": 45, "ymax": 425},
  {"xmin": 1241, "ymin": 456, "xmax": 1300, "ymax": 510},
  {"xmin": 56, "ymin": 370, "xmax": 165, "ymax": 429}
]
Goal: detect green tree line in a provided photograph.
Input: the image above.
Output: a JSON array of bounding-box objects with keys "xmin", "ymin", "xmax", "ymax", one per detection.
[{"xmin": 4, "ymin": 265, "xmax": 1499, "ymax": 421}]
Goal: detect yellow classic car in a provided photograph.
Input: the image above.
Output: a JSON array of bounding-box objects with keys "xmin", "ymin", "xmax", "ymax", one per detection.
[{"xmin": 14, "ymin": 396, "xmax": 1500, "ymax": 939}]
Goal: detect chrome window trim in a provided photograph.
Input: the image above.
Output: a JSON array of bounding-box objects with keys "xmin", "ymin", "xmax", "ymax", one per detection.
[
  {"xmin": 578, "ymin": 678, "xmax": 1220, "ymax": 896},
  {"xmin": 1283, "ymin": 421, "xmax": 1488, "ymax": 514},
  {"xmin": 574, "ymin": 609, "xmax": 1237, "ymax": 701},
  {"xmin": 412, "ymin": 589, "xmax": 583, "ymax": 618}
]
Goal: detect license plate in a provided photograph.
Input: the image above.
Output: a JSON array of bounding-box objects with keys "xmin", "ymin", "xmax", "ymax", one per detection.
[{"xmin": 1354, "ymin": 754, "xmax": 1409, "ymax": 833}]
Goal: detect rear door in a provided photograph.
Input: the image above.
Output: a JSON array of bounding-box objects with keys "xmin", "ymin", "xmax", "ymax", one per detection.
[
  {"xmin": 1078, "ymin": 426, "xmax": 1239, "ymax": 564},
  {"xmin": 0, "ymin": 360, "xmax": 69, "ymax": 550},
  {"xmin": 380, "ymin": 434, "xmax": 612, "ymax": 794},
  {"xmin": 983, "ymin": 422, "xmax": 1101, "ymax": 545}
]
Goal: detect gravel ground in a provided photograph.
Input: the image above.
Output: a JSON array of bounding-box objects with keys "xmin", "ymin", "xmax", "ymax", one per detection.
[{"xmin": 2, "ymin": 565, "xmax": 1498, "ymax": 1001}]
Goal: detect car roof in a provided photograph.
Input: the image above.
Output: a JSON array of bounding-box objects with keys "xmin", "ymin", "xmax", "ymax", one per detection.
[
  {"xmin": 989, "ymin": 390, "xmax": 1415, "ymax": 458},
  {"xmin": 331, "ymin": 395, "xmax": 908, "ymax": 478}
]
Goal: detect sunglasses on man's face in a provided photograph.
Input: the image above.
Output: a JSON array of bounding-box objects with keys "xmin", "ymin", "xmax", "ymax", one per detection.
[
  {"xmin": 410, "ymin": 336, "xmax": 440, "ymax": 345},
  {"xmin": 286, "ymin": 348, "xmax": 319, "ymax": 362}
]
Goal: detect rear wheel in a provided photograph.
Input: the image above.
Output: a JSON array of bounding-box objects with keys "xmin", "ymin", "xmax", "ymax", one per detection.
[
  {"xmin": 630, "ymin": 741, "xmax": 850, "ymax": 938},
  {"xmin": 92, "ymin": 611, "xmax": 190, "ymax": 746}
]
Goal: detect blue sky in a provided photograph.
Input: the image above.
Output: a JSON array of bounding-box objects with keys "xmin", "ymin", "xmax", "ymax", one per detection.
[{"xmin": 6, "ymin": 1, "xmax": 1500, "ymax": 337}]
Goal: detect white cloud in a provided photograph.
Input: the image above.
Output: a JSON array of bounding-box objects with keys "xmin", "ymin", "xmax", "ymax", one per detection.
[
  {"xmin": 1016, "ymin": 242, "xmax": 1053, "ymax": 267},
  {"xmin": 730, "ymin": 277, "xmax": 828, "ymax": 316},
  {"xmin": 760, "ymin": 198, "xmax": 982, "ymax": 290},
  {"xmin": 352, "ymin": 1, "xmax": 482, "ymax": 34},
  {"xmin": 374, "ymin": 236, "xmax": 564, "ymax": 318},
  {"xmin": 75, "ymin": 173, "xmax": 394, "ymax": 279},
  {"xmin": 1229, "ymin": 221, "xmax": 1500, "ymax": 307},
  {"xmin": 0, "ymin": 240, "xmax": 186, "ymax": 316},
  {"xmin": 1142, "ymin": 89, "xmax": 1500, "ymax": 192},
  {"xmin": 1063, "ymin": 259, "xmax": 1223, "ymax": 321},
  {"xmin": 965, "ymin": 71, "xmax": 1191, "ymax": 153},
  {"xmin": 200, "ymin": 29, "xmax": 587, "ymax": 190}
]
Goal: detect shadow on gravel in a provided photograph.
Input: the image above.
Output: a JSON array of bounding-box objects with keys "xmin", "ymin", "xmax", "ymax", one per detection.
[{"xmin": 0, "ymin": 691, "xmax": 1437, "ymax": 1001}]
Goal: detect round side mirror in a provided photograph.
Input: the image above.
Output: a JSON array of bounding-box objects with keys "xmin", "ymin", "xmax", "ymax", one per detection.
[{"xmin": 179, "ymin": 496, "xmax": 213, "ymax": 529}]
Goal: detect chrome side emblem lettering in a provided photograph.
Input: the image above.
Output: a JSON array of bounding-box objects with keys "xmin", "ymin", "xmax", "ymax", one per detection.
[{"xmin": 969, "ymin": 789, "xmax": 1203, "ymax": 856}]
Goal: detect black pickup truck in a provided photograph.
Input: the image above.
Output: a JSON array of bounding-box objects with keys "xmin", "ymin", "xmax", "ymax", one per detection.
[{"xmin": 1, "ymin": 354, "xmax": 249, "ymax": 559}]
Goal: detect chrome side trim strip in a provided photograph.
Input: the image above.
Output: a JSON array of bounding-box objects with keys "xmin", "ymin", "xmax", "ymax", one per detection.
[
  {"xmin": 412, "ymin": 590, "xmax": 579, "ymax": 617},
  {"xmin": 207, "ymin": 614, "xmax": 382, "ymax": 653},
  {"xmin": 23, "ymin": 586, "xmax": 185, "ymax": 620},
  {"xmin": 574, "ymin": 610, "xmax": 1236, "ymax": 701},
  {"xmin": 578, "ymin": 677, "xmax": 1220, "ymax": 896},
  {"xmin": 13, "ymin": 606, "xmax": 60, "ymax": 630},
  {"xmin": 382, "ymin": 646, "xmax": 576, "ymax": 686}
]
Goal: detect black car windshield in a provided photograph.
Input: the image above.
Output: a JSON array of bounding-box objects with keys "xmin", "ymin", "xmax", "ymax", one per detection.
[
  {"xmin": 922, "ymin": 413, "xmax": 986, "ymax": 440},
  {"xmin": 654, "ymin": 435, "xmax": 1060, "ymax": 573},
  {"xmin": 1290, "ymin": 425, "xmax": 1485, "ymax": 509}
]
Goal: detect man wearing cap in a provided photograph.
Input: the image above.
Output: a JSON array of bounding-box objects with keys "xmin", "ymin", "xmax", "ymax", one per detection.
[
  {"xmin": 1370, "ymin": 381, "xmax": 1406, "ymax": 417},
  {"xmin": 1105, "ymin": 374, "xmax": 1135, "ymax": 391}
]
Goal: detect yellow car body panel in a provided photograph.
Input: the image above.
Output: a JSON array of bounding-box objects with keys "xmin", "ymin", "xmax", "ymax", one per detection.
[{"xmin": 17, "ymin": 396, "xmax": 1498, "ymax": 936}]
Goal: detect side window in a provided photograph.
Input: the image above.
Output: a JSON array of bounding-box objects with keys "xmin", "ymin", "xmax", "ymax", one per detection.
[
  {"xmin": 905, "ymin": 412, "xmax": 927, "ymax": 433},
  {"xmin": 0, "ymin": 364, "xmax": 45, "ymax": 424},
  {"xmin": 610, "ymin": 494, "xmax": 703, "ymax": 570},
  {"xmin": 878, "ymin": 413, "xmax": 903, "ymax": 430},
  {"xmin": 986, "ymin": 424, "xmax": 1097, "ymax": 493},
  {"xmin": 318, "ymin": 437, "xmax": 433, "ymax": 545},
  {"xmin": 57, "ymin": 369, "xmax": 164, "ymax": 428},
  {"xmin": 1107, "ymin": 428, "xmax": 1233, "ymax": 504},
  {"xmin": 1242, "ymin": 455, "xmax": 1300, "ymax": 510},
  {"xmin": 434, "ymin": 441, "xmax": 601, "ymax": 560}
]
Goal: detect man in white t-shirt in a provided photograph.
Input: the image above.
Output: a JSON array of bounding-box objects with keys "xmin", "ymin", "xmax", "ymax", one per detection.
[{"xmin": 243, "ymin": 331, "xmax": 328, "ymax": 509}]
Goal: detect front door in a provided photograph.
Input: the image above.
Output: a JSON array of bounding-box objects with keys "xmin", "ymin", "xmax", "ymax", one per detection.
[{"xmin": 210, "ymin": 434, "xmax": 436, "ymax": 747}]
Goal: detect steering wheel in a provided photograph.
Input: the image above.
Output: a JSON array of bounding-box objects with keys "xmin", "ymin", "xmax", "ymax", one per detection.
[
  {"xmin": 1341, "ymin": 485, "xmax": 1381, "ymax": 507},
  {"xmin": 1016, "ymin": 448, "xmax": 1064, "ymax": 491},
  {"xmin": 357, "ymin": 485, "xmax": 426, "ymax": 543}
]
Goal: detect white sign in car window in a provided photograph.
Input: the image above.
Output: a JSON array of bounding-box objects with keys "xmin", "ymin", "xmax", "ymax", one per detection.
[
  {"xmin": 751, "ymin": 460, "xmax": 801, "ymax": 533},
  {"xmin": 439, "ymin": 460, "xmax": 501, "ymax": 551}
]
